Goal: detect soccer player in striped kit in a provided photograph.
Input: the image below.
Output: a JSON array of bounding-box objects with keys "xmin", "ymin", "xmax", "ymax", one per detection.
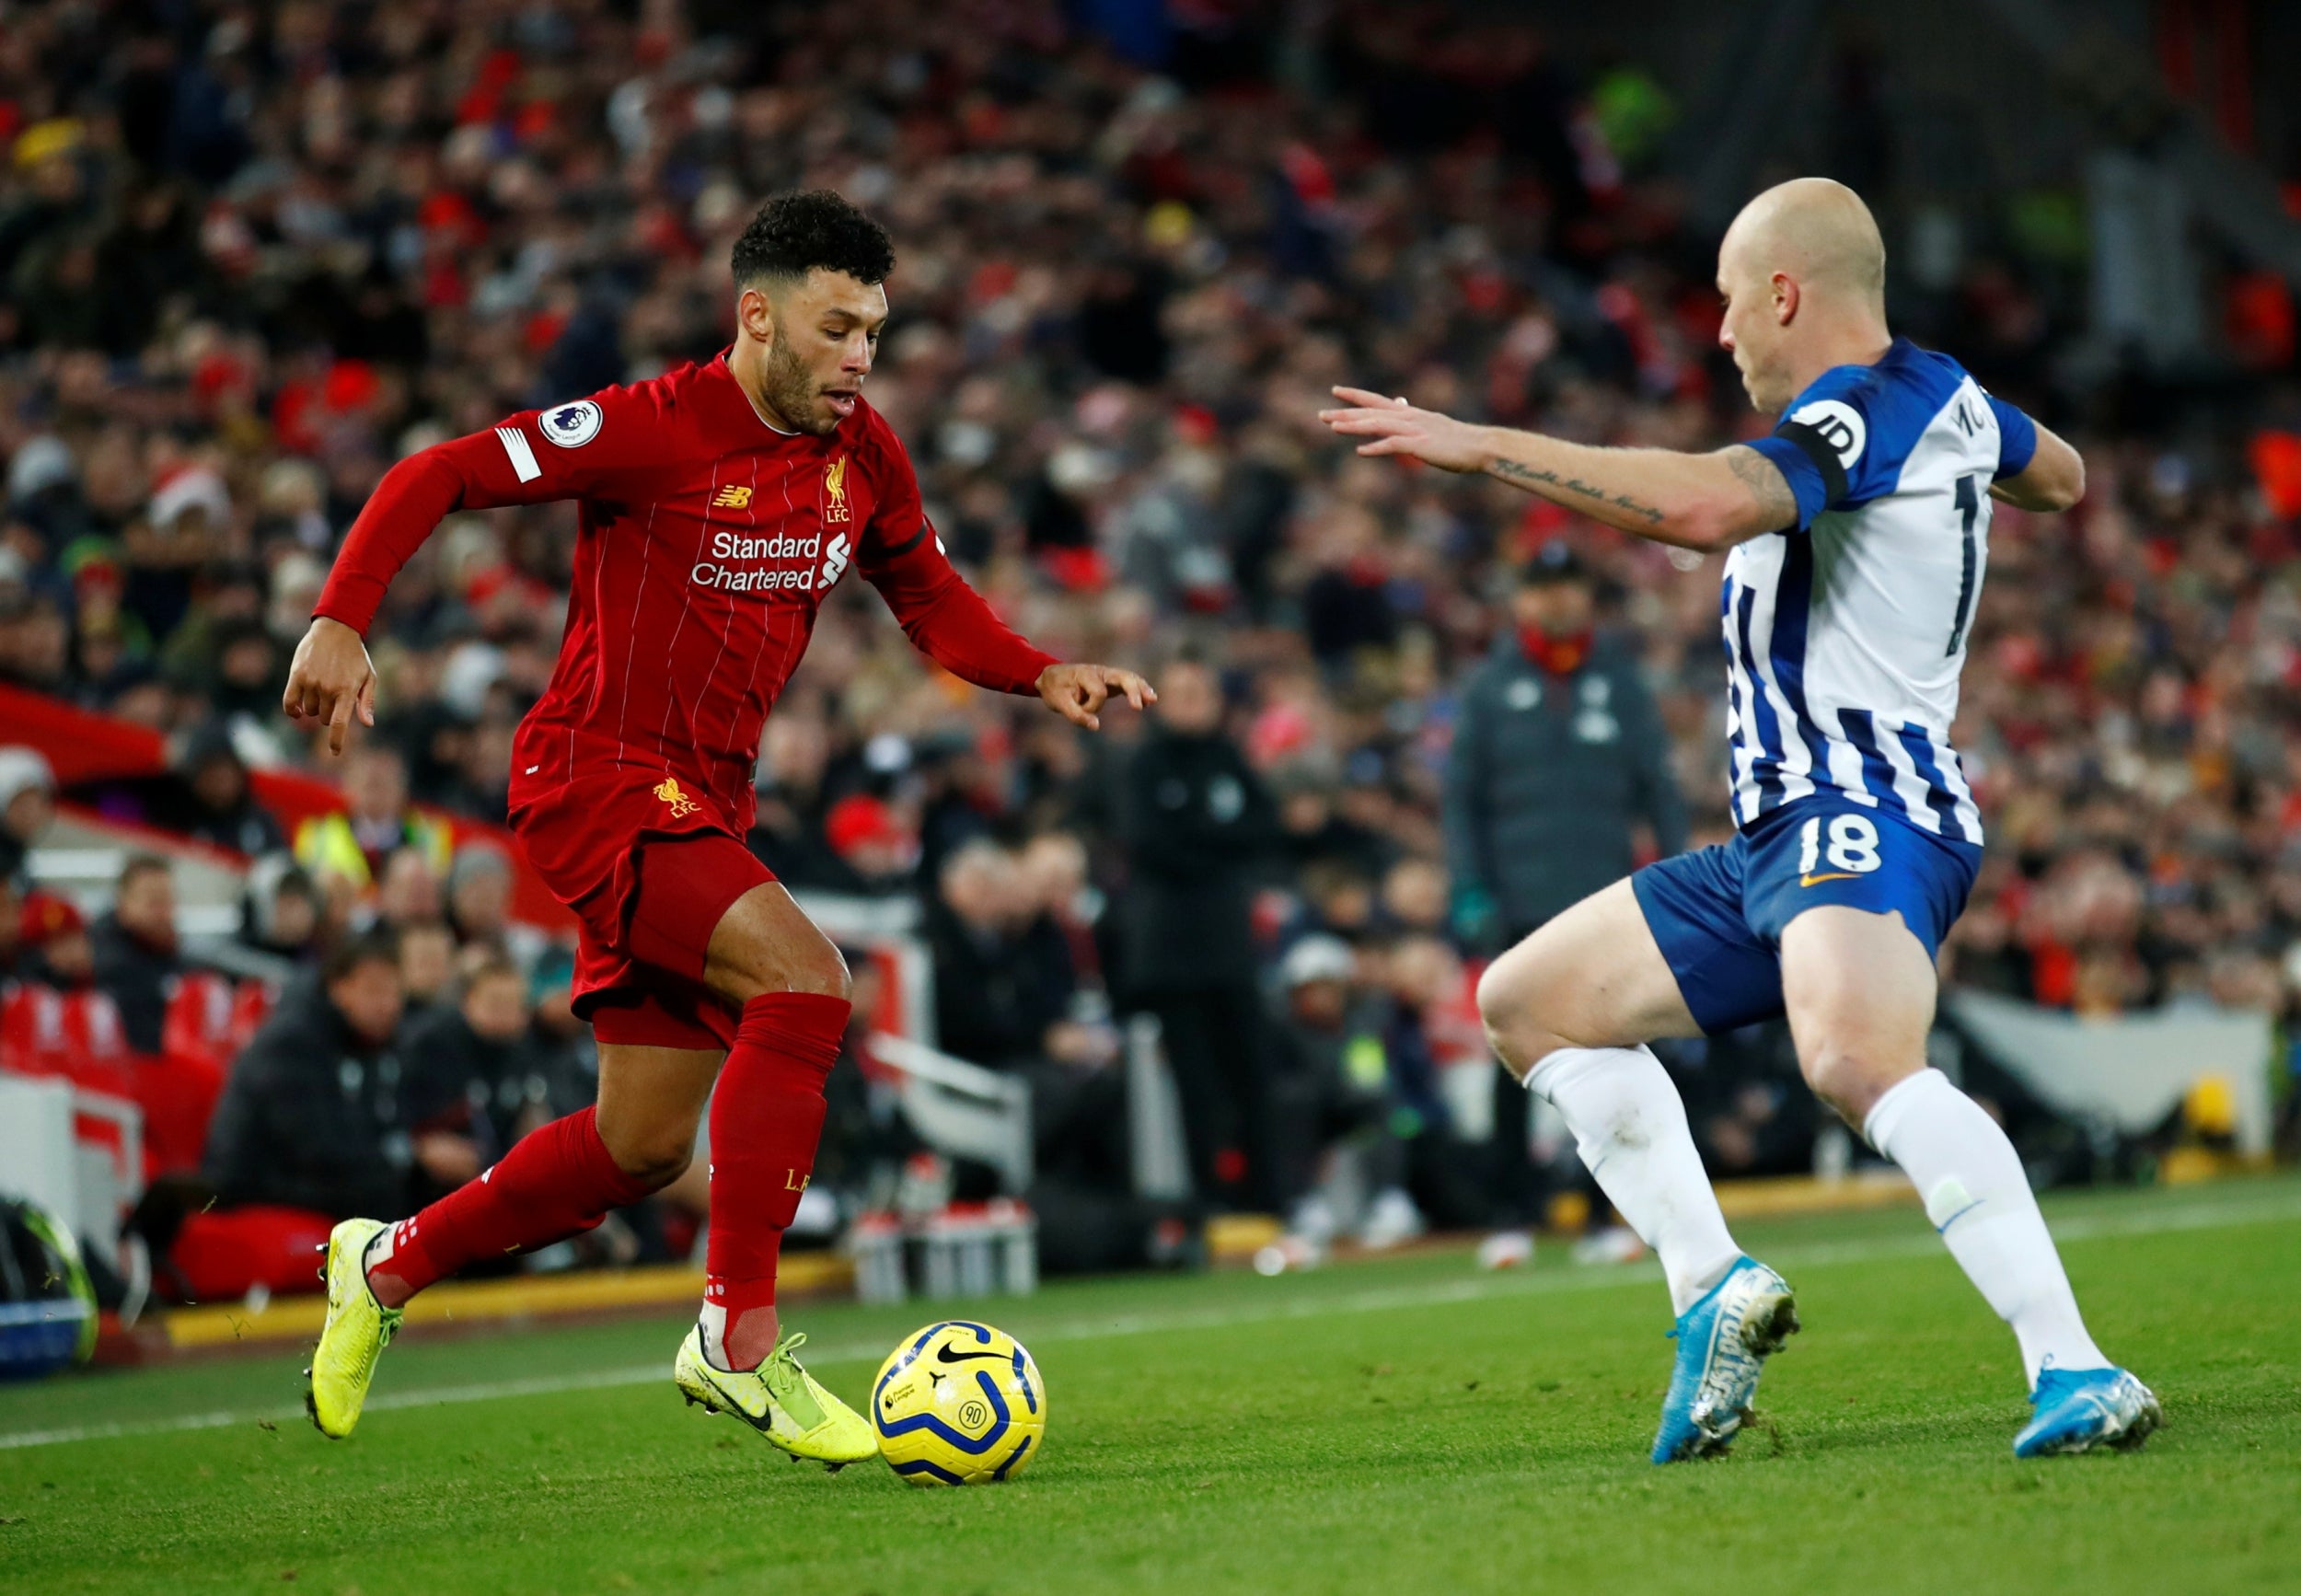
[
  {"xmin": 288, "ymin": 191, "xmax": 1153, "ymax": 1462},
  {"xmin": 1322, "ymin": 179, "xmax": 2157, "ymax": 1462}
]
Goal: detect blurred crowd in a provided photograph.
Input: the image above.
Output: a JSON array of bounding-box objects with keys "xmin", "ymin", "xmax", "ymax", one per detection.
[
  {"xmin": 0, "ymin": 742, "xmax": 621, "ymax": 1296},
  {"xmin": 3, "ymin": 1, "xmax": 2299, "ymax": 1268}
]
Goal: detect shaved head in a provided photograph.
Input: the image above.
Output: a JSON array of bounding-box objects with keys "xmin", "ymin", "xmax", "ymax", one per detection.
[
  {"xmin": 1720, "ymin": 178, "xmax": 1887, "ymax": 310},
  {"xmin": 1714, "ymin": 178, "xmax": 1893, "ymax": 414}
]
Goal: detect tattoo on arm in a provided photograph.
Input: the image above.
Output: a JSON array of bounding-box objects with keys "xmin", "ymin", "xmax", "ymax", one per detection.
[
  {"xmin": 1486, "ymin": 457, "xmax": 1666, "ymax": 525},
  {"xmin": 1723, "ymin": 445, "xmax": 1798, "ymax": 531}
]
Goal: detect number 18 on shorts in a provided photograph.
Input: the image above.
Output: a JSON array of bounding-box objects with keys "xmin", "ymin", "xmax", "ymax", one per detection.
[
  {"xmin": 1796, "ymin": 811, "xmax": 1882, "ymax": 884},
  {"xmin": 1632, "ymin": 794, "xmax": 1983, "ymax": 1034}
]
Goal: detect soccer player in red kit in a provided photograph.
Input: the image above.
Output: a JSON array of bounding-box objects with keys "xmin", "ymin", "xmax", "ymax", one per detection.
[{"xmin": 288, "ymin": 191, "xmax": 1153, "ymax": 1462}]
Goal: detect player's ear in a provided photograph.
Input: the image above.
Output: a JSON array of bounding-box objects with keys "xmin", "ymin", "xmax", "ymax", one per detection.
[
  {"xmin": 737, "ymin": 283, "xmax": 776, "ymax": 345},
  {"xmin": 1772, "ymin": 272, "xmax": 1799, "ymax": 326}
]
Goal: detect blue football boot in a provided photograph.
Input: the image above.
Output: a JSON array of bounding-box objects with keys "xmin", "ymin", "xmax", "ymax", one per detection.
[
  {"xmin": 1650, "ymin": 1256, "xmax": 1799, "ymax": 1463},
  {"xmin": 2012, "ymin": 1367, "xmax": 2161, "ymax": 1458}
]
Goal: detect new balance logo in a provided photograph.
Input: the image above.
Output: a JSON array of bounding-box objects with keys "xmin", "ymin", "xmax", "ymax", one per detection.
[{"xmin": 712, "ymin": 484, "xmax": 753, "ymax": 509}]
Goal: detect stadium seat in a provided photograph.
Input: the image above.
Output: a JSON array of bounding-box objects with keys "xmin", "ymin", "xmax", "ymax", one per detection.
[
  {"xmin": 2, "ymin": 985, "xmax": 132, "ymax": 1078},
  {"xmin": 161, "ymin": 973, "xmax": 272, "ymax": 1070},
  {"xmin": 168, "ymin": 1204, "xmax": 338, "ymax": 1303},
  {"xmin": 1, "ymin": 988, "xmax": 223, "ymax": 1179},
  {"xmin": 161, "ymin": 972, "xmax": 238, "ymax": 1069},
  {"xmin": 129, "ymin": 1051, "xmax": 225, "ymax": 1180}
]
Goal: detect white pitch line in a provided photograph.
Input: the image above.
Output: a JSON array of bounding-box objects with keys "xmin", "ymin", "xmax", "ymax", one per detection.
[{"xmin": 4, "ymin": 1189, "xmax": 2295, "ymax": 1454}]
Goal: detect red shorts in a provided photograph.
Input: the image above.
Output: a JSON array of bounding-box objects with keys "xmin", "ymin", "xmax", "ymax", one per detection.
[{"xmin": 510, "ymin": 767, "xmax": 774, "ymax": 1052}]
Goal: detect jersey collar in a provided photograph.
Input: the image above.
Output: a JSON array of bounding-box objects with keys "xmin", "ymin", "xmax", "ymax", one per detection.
[{"xmin": 711, "ymin": 349, "xmax": 796, "ymax": 434}]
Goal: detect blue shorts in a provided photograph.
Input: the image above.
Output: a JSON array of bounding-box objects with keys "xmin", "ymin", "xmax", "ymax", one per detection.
[{"xmin": 1631, "ymin": 794, "xmax": 1982, "ymax": 1035}]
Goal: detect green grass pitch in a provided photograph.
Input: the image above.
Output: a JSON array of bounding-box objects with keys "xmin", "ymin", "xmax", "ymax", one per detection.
[{"xmin": 4, "ymin": 1178, "xmax": 2297, "ymax": 1594}]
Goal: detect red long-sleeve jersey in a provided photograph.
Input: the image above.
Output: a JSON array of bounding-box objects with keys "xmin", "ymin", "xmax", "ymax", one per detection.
[{"xmin": 316, "ymin": 353, "xmax": 1057, "ymax": 858}]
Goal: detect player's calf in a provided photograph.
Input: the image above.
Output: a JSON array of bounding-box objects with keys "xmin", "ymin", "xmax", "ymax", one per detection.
[
  {"xmin": 364, "ymin": 1104, "xmax": 658, "ymax": 1309},
  {"xmin": 310, "ymin": 1106, "xmax": 693, "ymax": 1441},
  {"xmin": 1785, "ymin": 913, "xmax": 2143, "ymax": 1449},
  {"xmin": 1474, "ymin": 882, "xmax": 1761, "ymax": 1376},
  {"xmin": 699, "ymin": 989, "xmax": 848, "ymax": 1368}
]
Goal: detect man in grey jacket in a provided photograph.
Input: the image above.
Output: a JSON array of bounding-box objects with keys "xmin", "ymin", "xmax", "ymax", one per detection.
[{"xmin": 1443, "ymin": 543, "xmax": 1686, "ymax": 1243}]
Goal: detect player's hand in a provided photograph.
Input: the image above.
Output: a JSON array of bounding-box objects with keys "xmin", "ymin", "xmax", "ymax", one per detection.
[
  {"xmin": 1317, "ymin": 387, "xmax": 1494, "ymax": 472},
  {"xmin": 1037, "ymin": 663, "xmax": 1156, "ymax": 732},
  {"xmin": 283, "ymin": 616, "xmax": 378, "ymax": 756}
]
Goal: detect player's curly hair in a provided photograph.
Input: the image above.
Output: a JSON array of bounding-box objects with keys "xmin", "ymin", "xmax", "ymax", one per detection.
[{"xmin": 731, "ymin": 190, "xmax": 895, "ymax": 290}]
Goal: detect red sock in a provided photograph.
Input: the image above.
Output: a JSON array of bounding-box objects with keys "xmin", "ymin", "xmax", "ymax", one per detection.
[
  {"xmin": 372, "ymin": 1105, "xmax": 652, "ymax": 1301},
  {"xmin": 704, "ymin": 991, "xmax": 850, "ymax": 1370}
]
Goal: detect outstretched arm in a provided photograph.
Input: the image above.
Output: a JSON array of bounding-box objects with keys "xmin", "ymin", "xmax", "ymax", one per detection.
[
  {"xmin": 860, "ymin": 431, "xmax": 1155, "ymax": 731},
  {"xmin": 1318, "ymin": 387, "xmax": 1796, "ymax": 553},
  {"xmin": 290, "ymin": 399, "xmax": 645, "ymax": 752},
  {"xmin": 870, "ymin": 557, "xmax": 1154, "ymax": 729},
  {"xmin": 287, "ymin": 435, "xmax": 530, "ymax": 754}
]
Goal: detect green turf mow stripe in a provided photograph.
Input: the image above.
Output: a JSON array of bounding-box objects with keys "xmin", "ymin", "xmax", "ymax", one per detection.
[{"xmin": 5, "ymin": 1184, "xmax": 2295, "ymax": 1453}]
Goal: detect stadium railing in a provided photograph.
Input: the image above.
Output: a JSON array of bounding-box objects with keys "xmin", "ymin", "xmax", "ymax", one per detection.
[
  {"xmin": 1125, "ymin": 1012, "xmax": 1194, "ymax": 1201},
  {"xmin": 865, "ymin": 1031, "xmax": 1033, "ymax": 1195}
]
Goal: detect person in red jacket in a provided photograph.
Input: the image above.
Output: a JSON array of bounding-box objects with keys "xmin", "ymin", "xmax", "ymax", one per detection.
[{"xmin": 284, "ymin": 190, "xmax": 1154, "ymax": 1457}]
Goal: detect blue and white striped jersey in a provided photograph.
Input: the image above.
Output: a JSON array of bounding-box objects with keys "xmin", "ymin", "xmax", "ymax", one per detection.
[{"xmin": 1729, "ymin": 338, "xmax": 2038, "ymax": 845}]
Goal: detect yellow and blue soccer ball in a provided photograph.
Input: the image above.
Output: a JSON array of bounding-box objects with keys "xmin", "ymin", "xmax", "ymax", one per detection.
[{"xmin": 870, "ymin": 1320, "xmax": 1046, "ymax": 1486}]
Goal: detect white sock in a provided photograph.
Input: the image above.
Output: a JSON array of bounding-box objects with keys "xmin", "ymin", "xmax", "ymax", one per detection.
[
  {"xmin": 361, "ymin": 1222, "xmax": 408, "ymax": 1286},
  {"xmin": 1527, "ymin": 1046, "xmax": 1741, "ymax": 1314},
  {"xmin": 1864, "ymin": 1068, "xmax": 2110, "ymax": 1390},
  {"xmin": 697, "ymin": 1301, "xmax": 733, "ymax": 1371}
]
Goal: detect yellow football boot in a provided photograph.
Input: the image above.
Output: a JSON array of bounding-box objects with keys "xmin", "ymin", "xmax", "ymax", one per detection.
[
  {"xmin": 674, "ymin": 1326, "xmax": 877, "ymax": 1469},
  {"xmin": 304, "ymin": 1218, "xmax": 402, "ymax": 1440}
]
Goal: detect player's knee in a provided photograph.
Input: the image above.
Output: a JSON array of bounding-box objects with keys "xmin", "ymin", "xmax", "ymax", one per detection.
[
  {"xmin": 789, "ymin": 940, "xmax": 852, "ymax": 1001},
  {"xmin": 1480, "ymin": 1008, "xmax": 1566, "ymax": 1082},
  {"xmin": 761, "ymin": 935, "xmax": 850, "ymax": 1001},
  {"xmin": 1475, "ymin": 959, "xmax": 1567, "ymax": 1081},
  {"xmin": 1798, "ymin": 1040, "xmax": 1902, "ymax": 1124},
  {"xmin": 597, "ymin": 1115, "xmax": 696, "ymax": 1191},
  {"xmin": 716, "ymin": 932, "xmax": 850, "ymax": 1004}
]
